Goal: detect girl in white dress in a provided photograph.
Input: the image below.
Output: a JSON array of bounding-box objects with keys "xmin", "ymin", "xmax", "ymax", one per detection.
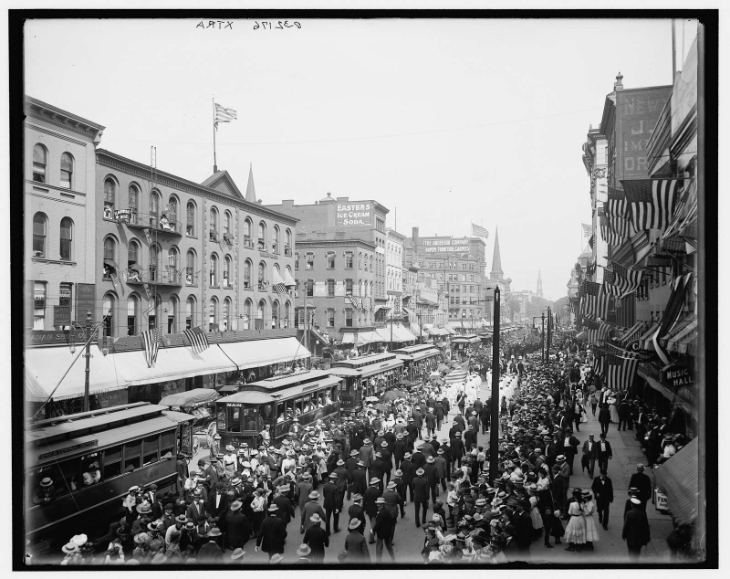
[
  {"xmin": 608, "ymin": 398, "xmax": 619, "ymax": 423},
  {"xmin": 581, "ymin": 491, "xmax": 599, "ymax": 550},
  {"xmin": 563, "ymin": 490, "xmax": 587, "ymax": 551}
]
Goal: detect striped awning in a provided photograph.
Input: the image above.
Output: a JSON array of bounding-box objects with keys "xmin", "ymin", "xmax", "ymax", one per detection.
[
  {"xmin": 619, "ymin": 321, "xmax": 647, "ymax": 346},
  {"xmin": 638, "ymin": 322, "xmax": 661, "ymax": 351},
  {"xmin": 668, "ymin": 317, "xmax": 698, "ymax": 354},
  {"xmin": 654, "ymin": 437, "xmax": 699, "ymax": 526}
]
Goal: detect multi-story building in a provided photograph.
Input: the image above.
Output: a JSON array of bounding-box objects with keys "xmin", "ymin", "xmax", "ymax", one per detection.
[
  {"xmin": 582, "ymin": 127, "xmax": 610, "ymax": 287},
  {"xmin": 266, "ymin": 192, "xmax": 390, "ymax": 312},
  {"xmin": 95, "ymin": 154, "xmax": 298, "ymax": 337},
  {"xmin": 292, "ymin": 235, "xmax": 377, "ymax": 352},
  {"xmin": 24, "ymin": 96, "xmax": 105, "ymax": 332},
  {"xmin": 406, "ymin": 227, "xmax": 488, "ymax": 330},
  {"xmin": 385, "ymin": 228, "xmax": 405, "ymax": 314}
]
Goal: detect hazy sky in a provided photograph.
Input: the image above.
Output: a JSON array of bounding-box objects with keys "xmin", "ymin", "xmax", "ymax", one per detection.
[{"xmin": 25, "ymin": 17, "xmax": 678, "ymax": 301}]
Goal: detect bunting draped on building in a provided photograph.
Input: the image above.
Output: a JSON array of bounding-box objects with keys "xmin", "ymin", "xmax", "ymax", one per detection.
[
  {"xmin": 605, "ymin": 353, "xmax": 639, "ymax": 391},
  {"xmin": 347, "ymin": 295, "xmax": 360, "ymax": 310},
  {"xmin": 582, "ymin": 317, "xmax": 613, "ymax": 344},
  {"xmin": 142, "ymin": 326, "xmax": 162, "ymax": 368},
  {"xmin": 598, "ymin": 206, "xmax": 621, "ymax": 246},
  {"xmin": 606, "ymin": 188, "xmax": 635, "ymax": 239},
  {"xmin": 608, "ymin": 261, "xmax": 644, "ymax": 299},
  {"xmin": 185, "ymin": 326, "xmax": 210, "ymax": 354},
  {"xmin": 579, "ymin": 280, "xmax": 609, "ymax": 320},
  {"xmin": 621, "ymin": 178, "xmax": 683, "ymax": 232},
  {"xmin": 602, "ymin": 268, "xmax": 622, "ymax": 297}
]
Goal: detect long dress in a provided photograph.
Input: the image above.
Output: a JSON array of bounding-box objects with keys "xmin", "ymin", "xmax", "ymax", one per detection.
[
  {"xmin": 563, "ymin": 501, "xmax": 587, "ymax": 544},
  {"xmin": 583, "ymin": 500, "xmax": 600, "ymax": 542},
  {"xmin": 608, "ymin": 400, "xmax": 619, "ymax": 423},
  {"xmin": 529, "ymin": 495, "xmax": 543, "ymax": 530}
]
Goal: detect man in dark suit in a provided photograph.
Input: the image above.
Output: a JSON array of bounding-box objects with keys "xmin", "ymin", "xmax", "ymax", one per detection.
[
  {"xmin": 591, "ymin": 468, "xmax": 614, "ymax": 530},
  {"xmin": 273, "ymin": 487, "xmax": 296, "ymax": 528},
  {"xmin": 411, "ymin": 446, "xmax": 426, "ymax": 471},
  {"xmin": 450, "ymin": 432, "xmax": 465, "ymax": 469},
  {"xmin": 399, "ymin": 454, "xmax": 415, "ymax": 502},
  {"xmin": 435, "ymin": 401, "xmax": 445, "ymax": 431},
  {"xmin": 371, "ymin": 497, "xmax": 395, "ymax": 563},
  {"xmin": 347, "ymin": 494, "xmax": 367, "ymax": 534},
  {"xmin": 622, "ymin": 499, "xmax": 651, "ymax": 562},
  {"xmin": 412, "ymin": 468, "xmax": 430, "ymax": 528},
  {"xmin": 480, "ymin": 401, "xmax": 491, "ymax": 435},
  {"xmin": 363, "ymin": 478, "xmax": 382, "ymax": 542},
  {"xmin": 393, "ymin": 433, "xmax": 407, "ymax": 471},
  {"xmin": 423, "ymin": 456, "xmax": 439, "ymax": 503},
  {"xmin": 345, "ymin": 450, "xmax": 359, "ymax": 500},
  {"xmin": 464, "ymin": 424, "xmax": 478, "ymax": 452},
  {"xmin": 405, "ymin": 418, "xmax": 419, "ymax": 449},
  {"xmin": 256, "ymin": 504, "xmax": 287, "ymax": 560},
  {"xmin": 562, "ymin": 428, "xmax": 580, "ymax": 476},
  {"xmin": 370, "ymin": 452, "xmax": 387, "ymax": 489},
  {"xmin": 628, "ymin": 464, "xmax": 652, "ymax": 508},
  {"xmin": 593, "ymin": 432, "xmax": 612, "ymax": 472},
  {"xmin": 322, "ymin": 472, "xmax": 340, "ymax": 535},
  {"xmin": 207, "ymin": 482, "xmax": 229, "ymax": 526},
  {"xmin": 581, "ymin": 434, "xmax": 597, "ymax": 478}
]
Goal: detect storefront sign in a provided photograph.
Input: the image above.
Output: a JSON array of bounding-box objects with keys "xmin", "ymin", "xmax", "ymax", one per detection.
[
  {"xmin": 655, "ymin": 488, "xmax": 669, "ymax": 512},
  {"xmin": 53, "ymin": 306, "xmax": 71, "ymax": 327},
  {"xmin": 662, "ymin": 366, "xmax": 694, "ymax": 388},
  {"xmin": 421, "ymin": 237, "xmax": 470, "ymax": 254},
  {"xmin": 75, "ymin": 283, "xmax": 96, "ymax": 324},
  {"xmin": 27, "ymin": 328, "xmax": 96, "ymax": 346},
  {"xmin": 335, "ymin": 201, "xmax": 374, "ymax": 227}
]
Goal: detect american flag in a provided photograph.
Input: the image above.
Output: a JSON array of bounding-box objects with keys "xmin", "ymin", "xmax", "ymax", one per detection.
[
  {"xmin": 142, "ymin": 326, "xmax": 162, "ymax": 367},
  {"xmin": 580, "ymin": 281, "xmax": 609, "ymax": 320},
  {"xmin": 610, "ymin": 262, "xmax": 643, "ymax": 299},
  {"xmin": 602, "ymin": 268, "xmax": 622, "ymax": 297},
  {"xmin": 606, "ymin": 354, "xmax": 639, "ymax": 391},
  {"xmin": 214, "ymin": 102, "xmax": 237, "ymax": 128},
  {"xmin": 185, "ymin": 326, "xmax": 210, "ymax": 354},
  {"xmin": 471, "ymin": 223, "xmax": 489, "ymax": 239},
  {"xmin": 606, "ymin": 188, "xmax": 635, "ymax": 239},
  {"xmin": 598, "ymin": 207, "xmax": 620, "ymax": 246},
  {"xmin": 621, "ymin": 178, "xmax": 683, "ymax": 232}
]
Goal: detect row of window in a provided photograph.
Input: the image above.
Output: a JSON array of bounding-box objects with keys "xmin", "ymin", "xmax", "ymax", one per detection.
[
  {"xmin": 422, "ymin": 262, "xmax": 477, "ymax": 271},
  {"xmin": 296, "ymin": 278, "xmax": 373, "ymax": 298},
  {"xmin": 102, "ymin": 177, "xmax": 293, "ymax": 252},
  {"xmin": 102, "ymin": 235, "xmax": 293, "ymax": 290},
  {"xmin": 32, "ymin": 213, "xmax": 73, "ymax": 260},
  {"xmin": 32, "ymin": 144, "xmax": 73, "ymax": 188},
  {"xmin": 295, "ymin": 251, "xmax": 361, "ymax": 271}
]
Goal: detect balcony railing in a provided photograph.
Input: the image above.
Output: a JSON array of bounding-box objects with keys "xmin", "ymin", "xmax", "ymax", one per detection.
[
  {"xmin": 119, "ymin": 211, "xmax": 183, "ymax": 236},
  {"xmin": 124, "ymin": 267, "xmax": 183, "ymax": 287}
]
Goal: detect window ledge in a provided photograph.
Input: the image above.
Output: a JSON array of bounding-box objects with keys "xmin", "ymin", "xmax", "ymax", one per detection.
[
  {"xmin": 187, "ymin": 234, "xmax": 198, "ymax": 239},
  {"xmin": 32, "ymin": 257, "xmax": 77, "ymax": 266}
]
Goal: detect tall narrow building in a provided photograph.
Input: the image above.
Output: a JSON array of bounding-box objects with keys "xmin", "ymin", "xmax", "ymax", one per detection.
[
  {"xmin": 537, "ymin": 269, "xmax": 543, "ymax": 298},
  {"xmin": 489, "ymin": 228, "xmax": 504, "ymax": 282}
]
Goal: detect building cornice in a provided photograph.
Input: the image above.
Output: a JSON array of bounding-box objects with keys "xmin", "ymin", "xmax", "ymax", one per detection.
[
  {"xmin": 96, "ymin": 150, "xmax": 298, "ymax": 225},
  {"xmin": 25, "ymin": 96, "xmax": 105, "ymax": 144},
  {"xmin": 295, "ymin": 238, "xmax": 376, "ymax": 251}
]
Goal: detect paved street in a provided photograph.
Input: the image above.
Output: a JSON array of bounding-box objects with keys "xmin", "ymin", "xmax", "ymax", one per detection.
[{"xmin": 226, "ymin": 372, "xmax": 675, "ymax": 565}]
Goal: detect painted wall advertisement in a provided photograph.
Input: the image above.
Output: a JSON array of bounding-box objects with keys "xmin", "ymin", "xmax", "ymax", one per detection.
[
  {"xmin": 335, "ymin": 201, "xmax": 374, "ymax": 227},
  {"xmin": 75, "ymin": 283, "xmax": 96, "ymax": 324},
  {"xmin": 421, "ymin": 237, "xmax": 470, "ymax": 253}
]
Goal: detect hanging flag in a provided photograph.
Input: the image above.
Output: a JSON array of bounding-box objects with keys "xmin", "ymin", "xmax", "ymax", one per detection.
[
  {"xmin": 621, "ymin": 178, "xmax": 683, "ymax": 232},
  {"xmin": 609, "ymin": 261, "xmax": 643, "ymax": 299},
  {"xmin": 606, "ymin": 354, "xmax": 639, "ymax": 391},
  {"xmin": 185, "ymin": 326, "xmax": 210, "ymax": 354},
  {"xmin": 606, "ymin": 188, "xmax": 635, "ymax": 239},
  {"xmin": 143, "ymin": 228, "xmax": 152, "ymax": 244},
  {"xmin": 142, "ymin": 326, "xmax": 162, "ymax": 368},
  {"xmin": 582, "ymin": 223, "xmax": 592, "ymax": 241},
  {"xmin": 471, "ymin": 223, "xmax": 489, "ymax": 239},
  {"xmin": 214, "ymin": 103, "xmax": 237, "ymax": 129},
  {"xmin": 142, "ymin": 283, "xmax": 151, "ymax": 300},
  {"xmin": 580, "ymin": 281, "xmax": 609, "ymax": 320}
]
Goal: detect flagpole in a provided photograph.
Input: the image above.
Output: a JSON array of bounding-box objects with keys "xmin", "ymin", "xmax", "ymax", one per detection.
[{"xmin": 212, "ymin": 96, "xmax": 218, "ymax": 173}]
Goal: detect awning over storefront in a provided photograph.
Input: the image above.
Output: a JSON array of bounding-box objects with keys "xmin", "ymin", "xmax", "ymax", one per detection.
[
  {"xmin": 619, "ymin": 321, "xmax": 647, "ymax": 346},
  {"xmin": 392, "ymin": 324, "xmax": 417, "ymax": 342},
  {"xmin": 25, "ymin": 346, "xmax": 128, "ymax": 402},
  {"xmin": 638, "ymin": 322, "xmax": 661, "ymax": 351},
  {"xmin": 283, "ymin": 268, "xmax": 296, "ymax": 287},
  {"xmin": 373, "ymin": 305, "xmax": 391, "ymax": 314},
  {"xmin": 672, "ymin": 320, "xmax": 698, "ymax": 355},
  {"xmin": 112, "ymin": 343, "xmax": 240, "ymax": 387},
  {"xmin": 662, "ymin": 315, "xmax": 696, "ymax": 350},
  {"xmin": 218, "ymin": 337, "xmax": 311, "ymax": 371},
  {"xmin": 654, "ymin": 437, "xmax": 699, "ymax": 526},
  {"xmin": 443, "ymin": 324, "xmax": 457, "ymax": 334}
]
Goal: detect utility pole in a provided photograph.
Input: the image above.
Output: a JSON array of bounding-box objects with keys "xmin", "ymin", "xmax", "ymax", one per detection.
[
  {"xmin": 547, "ymin": 307, "xmax": 552, "ymax": 359},
  {"xmin": 541, "ymin": 312, "xmax": 545, "ymax": 364},
  {"xmin": 489, "ymin": 286, "xmax": 501, "ymax": 485},
  {"xmin": 82, "ymin": 311, "xmax": 93, "ymax": 412}
]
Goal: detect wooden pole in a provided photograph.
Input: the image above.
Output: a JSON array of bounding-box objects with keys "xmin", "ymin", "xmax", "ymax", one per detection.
[{"xmin": 489, "ymin": 287, "xmax": 501, "ymax": 484}]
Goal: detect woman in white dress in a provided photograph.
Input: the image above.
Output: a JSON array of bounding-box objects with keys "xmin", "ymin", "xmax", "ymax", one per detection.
[
  {"xmin": 581, "ymin": 491, "xmax": 599, "ymax": 551},
  {"xmin": 527, "ymin": 484, "xmax": 544, "ymax": 539},
  {"xmin": 608, "ymin": 397, "xmax": 619, "ymax": 423},
  {"xmin": 563, "ymin": 489, "xmax": 587, "ymax": 551}
]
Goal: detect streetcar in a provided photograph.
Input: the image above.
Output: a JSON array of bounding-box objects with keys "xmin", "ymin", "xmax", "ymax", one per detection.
[
  {"xmin": 25, "ymin": 402, "xmax": 194, "ymax": 556},
  {"xmin": 329, "ymin": 352, "xmax": 404, "ymax": 411},
  {"xmin": 392, "ymin": 344, "xmax": 441, "ymax": 381},
  {"xmin": 214, "ymin": 369, "xmax": 343, "ymax": 448}
]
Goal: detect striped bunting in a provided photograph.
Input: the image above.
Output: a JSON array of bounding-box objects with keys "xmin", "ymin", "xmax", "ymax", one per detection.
[
  {"xmin": 579, "ymin": 281, "xmax": 609, "ymax": 320},
  {"xmin": 185, "ymin": 326, "xmax": 210, "ymax": 354},
  {"xmin": 606, "ymin": 188, "xmax": 635, "ymax": 239},
  {"xmin": 444, "ymin": 369, "xmax": 468, "ymax": 384},
  {"xmin": 621, "ymin": 178, "xmax": 683, "ymax": 232},
  {"xmin": 605, "ymin": 354, "xmax": 639, "ymax": 391},
  {"xmin": 142, "ymin": 326, "xmax": 162, "ymax": 367},
  {"xmin": 609, "ymin": 262, "xmax": 643, "ymax": 299}
]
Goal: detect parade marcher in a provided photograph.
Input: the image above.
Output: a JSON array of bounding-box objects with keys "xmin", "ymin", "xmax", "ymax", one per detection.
[
  {"xmin": 363, "ymin": 478, "xmax": 382, "ymax": 540},
  {"xmin": 591, "ymin": 469, "xmax": 614, "ymax": 530},
  {"xmin": 196, "ymin": 527, "xmax": 224, "ymax": 563},
  {"xmin": 301, "ymin": 491, "xmax": 326, "ymax": 535},
  {"xmin": 412, "ymin": 467, "xmax": 430, "ymax": 528},
  {"xmin": 622, "ymin": 498, "xmax": 651, "ymax": 562},
  {"xmin": 400, "ymin": 454, "xmax": 415, "ymax": 502},
  {"xmin": 323, "ymin": 472, "xmax": 341, "ymax": 535},
  {"xmin": 581, "ymin": 434, "xmax": 597, "ymax": 479},
  {"xmin": 348, "ymin": 494, "xmax": 367, "ymax": 534},
  {"xmin": 371, "ymin": 497, "xmax": 396, "ymax": 563},
  {"xmin": 256, "ymin": 504, "xmax": 287, "ymax": 561},
  {"xmin": 594, "ymin": 432, "xmax": 613, "ymax": 473},
  {"xmin": 226, "ymin": 500, "xmax": 253, "ymax": 551},
  {"xmin": 303, "ymin": 513, "xmax": 329, "ymax": 563},
  {"xmin": 562, "ymin": 429, "xmax": 580, "ymax": 476},
  {"xmin": 628, "ymin": 464, "xmax": 652, "ymax": 509},
  {"xmin": 344, "ymin": 517, "xmax": 371, "ymax": 562},
  {"xmin": 598, "ymin": 404, "xmax": 611, "ymax": 435}
]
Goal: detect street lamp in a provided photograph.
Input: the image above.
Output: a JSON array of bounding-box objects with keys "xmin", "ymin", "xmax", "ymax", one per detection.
[{"xmin": 83, "ymin": 311, "xmax": 93, "ymax": 412}]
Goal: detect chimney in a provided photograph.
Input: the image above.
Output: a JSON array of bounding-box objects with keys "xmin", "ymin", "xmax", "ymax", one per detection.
[
  {"xmin": 412, "ymin": 226, "xmax": 419, "ymax": 246},
  {"xmin": 614, "ymin": 72, "xmax": 624, "ymax": 91}
]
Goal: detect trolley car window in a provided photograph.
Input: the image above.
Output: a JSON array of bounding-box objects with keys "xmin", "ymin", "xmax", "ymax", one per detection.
[
  {"xmin": 242, "ymin": 406, "xmax": 260, "ymax": 431},
  {"xmin": 227, "ymin": 406, "xmax": 241, "ymax": 433},
  {"xmin": 81, "ymin": 451, "xmax": 101, "ymax": 486},
  {"xmin": 29, "ymin": 465, "xmax": 57, "ymax": 506},
  {"xmin": 103, "ymin": 445, "xmax": 122, "ymax": 479},
  {"xmin": 143, "ymin": 434, "xmax": 159, "ymax": 465},
  {"xmin": 161, "ymin": 430, "xmax": 175, "ymax": 457},
  {"xmin": 124, "ymin": 439, "xmax": 142, "ymax": 471},
  {"xmin": 58, "ymin": 459, "xmax": 80, "ymax": 494}
]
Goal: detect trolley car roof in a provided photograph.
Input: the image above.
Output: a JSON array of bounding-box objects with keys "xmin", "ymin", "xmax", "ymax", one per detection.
[{"xmin": 217, "ymin": 375, "xmax": 342, "ymax": 405}]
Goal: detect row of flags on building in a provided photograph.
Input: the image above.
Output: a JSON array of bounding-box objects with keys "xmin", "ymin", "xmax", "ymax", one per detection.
[{"xmin": 141, "ymin": 325, "xmax": 210, "ymax": 368}]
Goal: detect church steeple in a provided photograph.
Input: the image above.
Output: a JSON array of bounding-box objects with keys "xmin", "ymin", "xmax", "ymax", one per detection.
[
  {"xmin": 537, "ymin": 269, "xmax": 543, "ymax": 298},
  {"xmin": 490, "ymin": 227, "xmax": 503, "ymax": 280},
  {"xmin": 245, "ymin": 163, "xmax": 257, "ymax": 203}
]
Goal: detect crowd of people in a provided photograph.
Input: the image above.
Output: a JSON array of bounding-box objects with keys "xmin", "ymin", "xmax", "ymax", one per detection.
[{"xmin": 48, "ymin": 332, "xmax": 690, "ymax": 565}]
